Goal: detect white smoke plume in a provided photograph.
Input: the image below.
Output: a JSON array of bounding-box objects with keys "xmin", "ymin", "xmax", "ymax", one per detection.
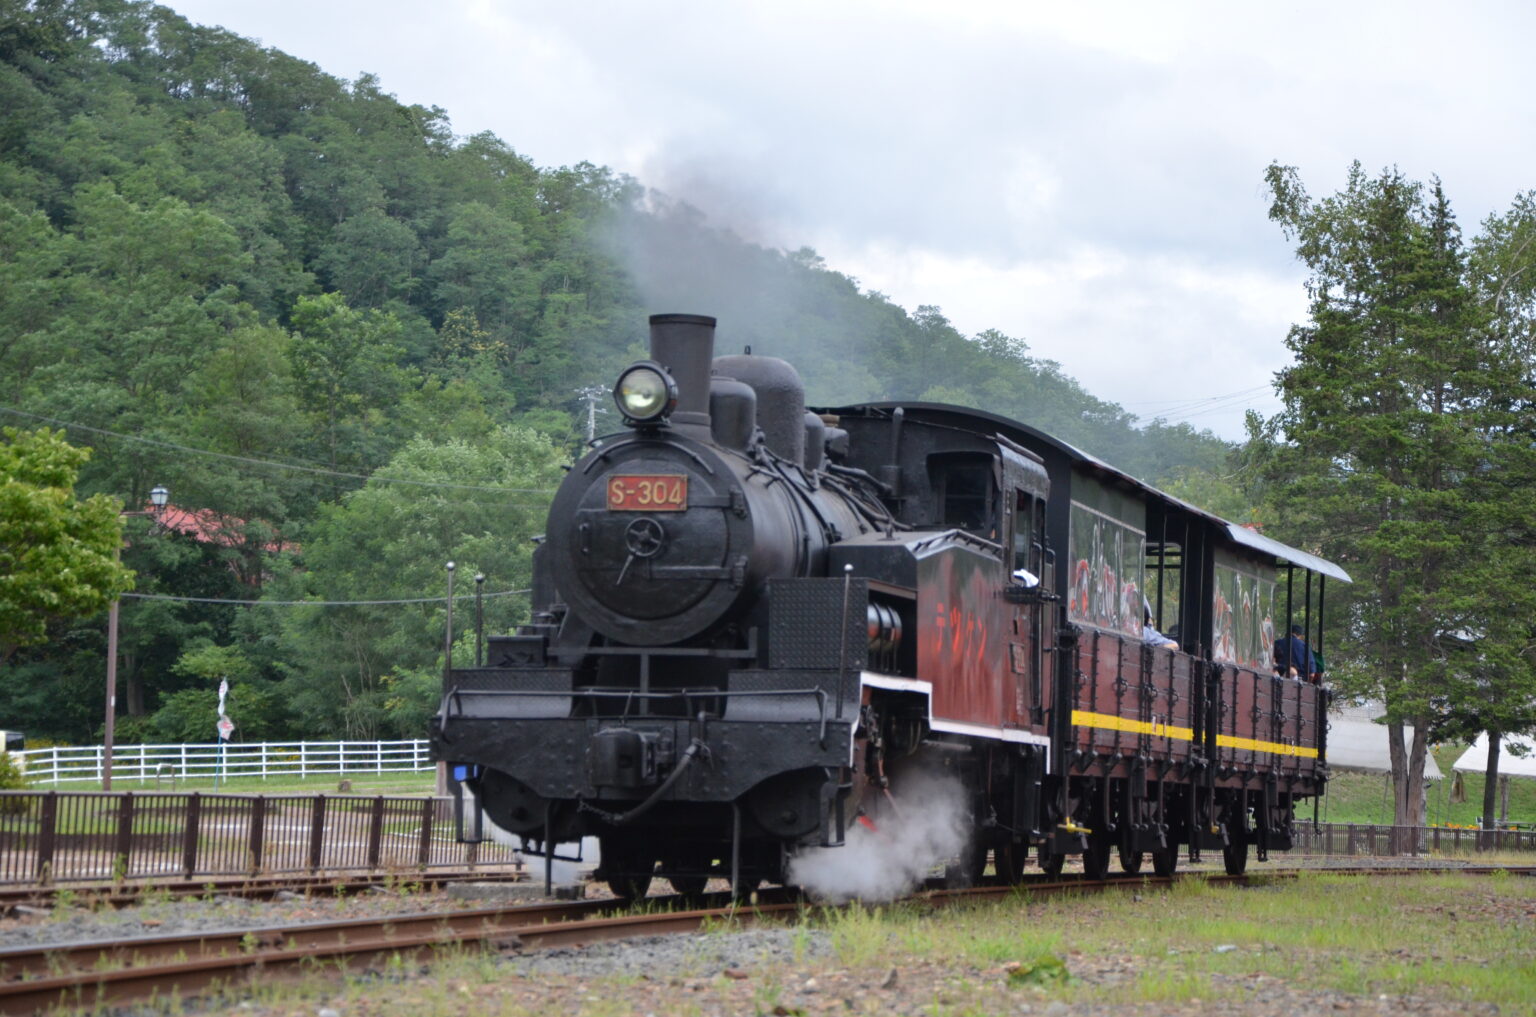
[{"xmin": 786, "ymin": 769, "xmax": 971, "ymax": 904}]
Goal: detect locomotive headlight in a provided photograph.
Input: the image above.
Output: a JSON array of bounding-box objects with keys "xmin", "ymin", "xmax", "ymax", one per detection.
[{"xmin": 613, "ymin": 362, "xmax": 677, "ymax": 424}]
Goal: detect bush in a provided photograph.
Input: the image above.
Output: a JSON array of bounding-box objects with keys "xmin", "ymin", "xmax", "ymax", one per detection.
[{"xmin": 0, "ymin": 751, "xmax": 30, "ymax": 815}]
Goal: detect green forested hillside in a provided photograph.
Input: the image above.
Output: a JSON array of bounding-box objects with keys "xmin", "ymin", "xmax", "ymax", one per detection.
[{"xmin": 0, "ymin": 0, "xmax": 1237, "ymax": 743}]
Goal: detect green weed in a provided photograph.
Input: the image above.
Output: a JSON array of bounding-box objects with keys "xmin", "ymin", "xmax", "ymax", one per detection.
[{"xmin": 1004, "ymin": 954, "xmax": 1073, "ymax": 988}]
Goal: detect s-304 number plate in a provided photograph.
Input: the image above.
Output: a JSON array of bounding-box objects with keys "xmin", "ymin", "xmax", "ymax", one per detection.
[{"xmin": 606, "ymin": 474, "xmax": 688, "ymax": 511}]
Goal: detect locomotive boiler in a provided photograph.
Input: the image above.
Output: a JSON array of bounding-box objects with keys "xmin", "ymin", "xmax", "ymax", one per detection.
[{"xmin": 431, "ymin": 312, "xmax": 1349, "ymax": 897}]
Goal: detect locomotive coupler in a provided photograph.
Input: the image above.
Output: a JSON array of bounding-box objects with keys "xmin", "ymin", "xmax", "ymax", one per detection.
[{"xmin": 589, "ymin": 726, "xmax": 676, "ymax": 789}]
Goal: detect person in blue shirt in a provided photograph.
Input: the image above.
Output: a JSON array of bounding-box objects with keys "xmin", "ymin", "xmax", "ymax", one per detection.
[
  {"xmin": 1273, "ymin": 624, "xmax": 1316, "ymax": 680},
  {"xmin": 1142, "ymin": 608, "xmax": 1178, "ymax": 650}
]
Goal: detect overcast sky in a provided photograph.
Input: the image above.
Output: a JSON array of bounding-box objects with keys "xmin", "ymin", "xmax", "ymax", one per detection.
[{"xmin": 166, "ymin": 0, "xmax": 1536, "ymax": 439}]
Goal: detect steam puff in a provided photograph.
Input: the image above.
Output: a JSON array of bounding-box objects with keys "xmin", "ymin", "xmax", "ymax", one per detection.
[{"xmin": 787, "ymin": 770, "xmax": 970, "ymax": 903}]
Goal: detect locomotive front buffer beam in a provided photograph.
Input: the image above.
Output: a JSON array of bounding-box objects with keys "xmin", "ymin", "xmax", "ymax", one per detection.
[{"xmin": 432, "ymin": 675, "xmax": 860, "ymax": 850}]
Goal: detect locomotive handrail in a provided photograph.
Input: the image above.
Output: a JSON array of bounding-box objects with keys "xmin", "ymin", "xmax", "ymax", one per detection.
[
  {"xmin": 547, "ymin": 635, "xmax": 759, "ymax": 660},
  {"xmin": 580, "ymin": 435, "xmax": 716, "ymax": 475}
]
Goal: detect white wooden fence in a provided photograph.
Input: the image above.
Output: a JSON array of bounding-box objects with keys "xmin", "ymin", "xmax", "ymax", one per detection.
[{"xmin": 15, "ymin": 740, "xmax": 434, "ymax": 785}]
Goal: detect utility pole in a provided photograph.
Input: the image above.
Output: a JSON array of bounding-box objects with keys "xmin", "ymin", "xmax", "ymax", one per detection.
[{"xmin": 576, "ymin": 385, "xmax": 607, "ymax": 444}]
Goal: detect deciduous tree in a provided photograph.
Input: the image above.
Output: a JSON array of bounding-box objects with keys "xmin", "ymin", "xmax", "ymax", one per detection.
[
  {"xmin": 0, "ymin": 427, "xmax": 132, "ymax": 662},
  {"xmin": 271, "ymin": 426, "xmax": 566, "ymax": 738}
]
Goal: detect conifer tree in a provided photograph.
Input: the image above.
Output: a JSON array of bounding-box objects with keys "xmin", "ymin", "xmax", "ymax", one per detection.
[{"xmin": 1259, "ymin": 163, "xmax": 1536, "ymax": 836}]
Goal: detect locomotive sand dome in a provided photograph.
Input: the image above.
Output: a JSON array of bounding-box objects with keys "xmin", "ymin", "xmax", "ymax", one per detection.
[{"xmin": 433, "ymin": 309, "xmax": 1349, "ymax": 899}]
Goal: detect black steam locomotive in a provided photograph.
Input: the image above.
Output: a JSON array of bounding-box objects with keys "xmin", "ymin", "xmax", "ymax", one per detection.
[{"xmin": 432, "ymin": 313, "xmax": 1345, "ymax": 896}]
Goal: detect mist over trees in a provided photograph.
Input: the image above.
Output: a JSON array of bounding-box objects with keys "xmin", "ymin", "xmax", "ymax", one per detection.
[{"xmin": 0, "ymin": 0, "xmax": 1291, "ymax": 743}]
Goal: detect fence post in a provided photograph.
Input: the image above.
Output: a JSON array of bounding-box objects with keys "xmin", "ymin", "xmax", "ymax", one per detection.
[
  {"xmin": 308, "ymin": 795, "xmax": 326, "ymax": 872},
  {"xmin": 249, "ymin": 796, "xmax": 266, "ymax": 875},
  {"xmin": 36, "ymin": 792, "xmax": 57, "ymax": 884},
  {"xmin": 367, "ymin": 797, "xmax": 384, "ymax": 868},
  {"xmin": 417, "ymin": 797, "xmax": 434, "ymax": 869},
  {"xmin": 261, "ymin": 743, "xmax": 268, "ymax": 780},
  {"xmin": 114, "ymin": 792, "xmax": 135, "ymax": 881},
  {"xmin": 182, "ymin": 792, "xmax": 202, "ymax": 878},
  {"xmin": 301, "ymin": 743, "xmax": 308, "ymax": 778}
]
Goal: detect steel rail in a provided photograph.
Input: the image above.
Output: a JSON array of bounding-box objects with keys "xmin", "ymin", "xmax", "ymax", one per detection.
[{"xmin": 0, "ymin": 869, "xmax": 527, "ymax": 915}]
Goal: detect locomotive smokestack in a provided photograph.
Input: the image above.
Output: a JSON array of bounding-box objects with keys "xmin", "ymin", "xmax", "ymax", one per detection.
[{"xmin": 649, "ymin": 313, "xmax": 716, "ymax": 440}]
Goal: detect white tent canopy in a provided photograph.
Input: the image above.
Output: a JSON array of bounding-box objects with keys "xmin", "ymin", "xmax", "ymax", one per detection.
[
  {"xmin": 1327, "ymin": 701, "xmax": 1443, "ymax": 779},
  {"xmin": 1452, "ymin": 733, "xmax": 1536, "ymax": 779}
]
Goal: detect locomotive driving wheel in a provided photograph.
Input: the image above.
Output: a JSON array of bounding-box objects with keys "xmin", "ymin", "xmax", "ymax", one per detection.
[
  {"xmin": 1117, "ymin": 847, "xmax": 1145, "ymax": 873},
  {"xmin": 599, "ymin": 836, "xmax": 655, "ymax": 901},
  {"xmin": 662, "ymin": 848, "xmax": 712, "ymax": 897}
]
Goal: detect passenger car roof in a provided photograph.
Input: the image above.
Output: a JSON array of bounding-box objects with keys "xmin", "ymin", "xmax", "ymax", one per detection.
[{"xmin": 830, "ymin": 401, "xmax": 1351, "ymax": 584}]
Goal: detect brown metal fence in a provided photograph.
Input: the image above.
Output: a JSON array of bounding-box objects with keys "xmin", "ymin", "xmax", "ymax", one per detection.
[
  {"xmin": 4, "ymin": 792, "xmax": 1528, "ymax": 886},
  {"xmin": 1293, "ymin": 823, "xmax": 1536, "ymax": 857},
  {"xmin": 0, "ymin": 791, "xmax": 521, "ymax": 885}
]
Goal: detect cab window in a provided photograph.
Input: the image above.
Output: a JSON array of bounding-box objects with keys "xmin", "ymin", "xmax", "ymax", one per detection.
[{"xmin": 936, "ymin": 455, "xmax": 995, "ymax": 533}]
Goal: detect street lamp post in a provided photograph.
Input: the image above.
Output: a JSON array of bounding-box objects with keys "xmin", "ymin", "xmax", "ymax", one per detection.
[
  {"xmin": 103, "ymin": 484, "xmax": 168, "ymax": 791},
  {"xmin": 474, "ymin": 572, "xmax": 485, "ymax": 667}
]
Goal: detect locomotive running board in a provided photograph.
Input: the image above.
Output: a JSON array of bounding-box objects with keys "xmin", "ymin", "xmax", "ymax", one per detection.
[{"xmin": 858, "ymin": 670, "xmax": 1053, "ymax": 765}]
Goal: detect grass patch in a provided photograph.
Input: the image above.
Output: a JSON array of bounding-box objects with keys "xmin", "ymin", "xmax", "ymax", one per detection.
[{"xmin": 1316, "ymin": 742, "xmax": 1535, "ymax": 827}]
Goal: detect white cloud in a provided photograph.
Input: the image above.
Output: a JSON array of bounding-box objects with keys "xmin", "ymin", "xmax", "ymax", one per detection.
[{"xmin": 819, "ymin": 239, "xmax": 1302, "ymax": 434}]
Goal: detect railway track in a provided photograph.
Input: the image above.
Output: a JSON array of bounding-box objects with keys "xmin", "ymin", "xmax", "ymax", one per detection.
[
  {"xmin": 0, "ymin": 868, "xmax": 526, "ymax": 915},
  {"xmin": 1, "ymin": 865, "xmax": 1528, "ymax": 1015},
  {"xmin": 0, "ymin": 889, "xmax": 799, "ymax": 1014}
]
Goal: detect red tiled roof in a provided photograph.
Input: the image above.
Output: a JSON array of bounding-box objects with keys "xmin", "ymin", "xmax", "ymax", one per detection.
[{"xmin": 153, "ymin": 504, "xmax": 294, "ymax": 555}]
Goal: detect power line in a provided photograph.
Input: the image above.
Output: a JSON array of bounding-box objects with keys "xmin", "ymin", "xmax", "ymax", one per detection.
[
  {"xmin": 122, "ymin": 589, "xmax": 531, "ymax": 607},
  {"xmin": 1168, "ymin": 391, "xmax": 1284, "ymax": 423},
  {"xmin": 1119, "ymin": 384, "xmax": 1272, "ymax": 409},
  {"xmin": 1131, "ymin": 388, "xmax": 1282, "ymax": 428},
  {"xmin": 0, "ymin": 405, "xmax": 559, "ymax": 496}
]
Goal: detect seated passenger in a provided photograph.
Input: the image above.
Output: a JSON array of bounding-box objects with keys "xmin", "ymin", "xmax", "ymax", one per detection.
[{"xmin": 1142, "ymin": 611, "xmax": 1177, "ymax": 650}]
